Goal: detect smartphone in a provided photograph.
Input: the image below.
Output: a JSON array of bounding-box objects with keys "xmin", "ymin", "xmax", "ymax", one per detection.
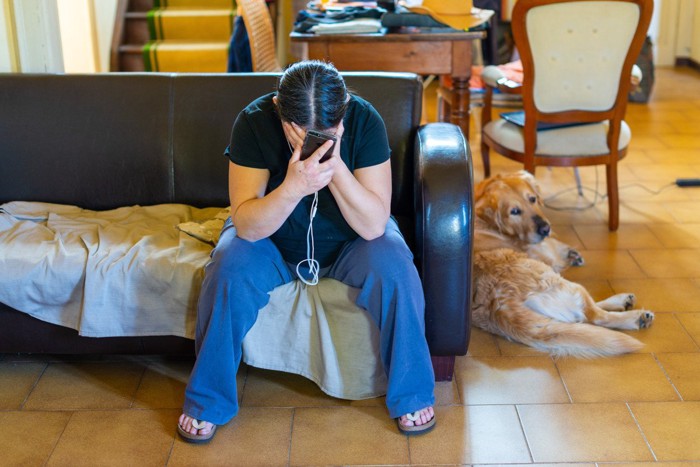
[{"xmin": 300, "ymin": 129, "xmax": 337, "ymax": 163}]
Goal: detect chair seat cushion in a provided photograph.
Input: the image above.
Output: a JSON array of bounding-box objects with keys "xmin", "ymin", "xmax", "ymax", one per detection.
[{"xmin": 483, "ymin": 119, "xmax": 631, "ymax": 157}]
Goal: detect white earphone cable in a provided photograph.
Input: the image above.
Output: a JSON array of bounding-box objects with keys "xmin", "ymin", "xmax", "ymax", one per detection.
[
  {"xmin": 286, "ymin": 136, "xmax": 320, "ymax": 285},
  {"xmin": 296, "ymin": 191, "xmax": 320, "ymax": 285}
]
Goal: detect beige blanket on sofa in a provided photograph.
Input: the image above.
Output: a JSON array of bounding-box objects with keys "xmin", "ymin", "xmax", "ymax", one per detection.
[
  {"xmin": 0, "ymin": 201, "xmax": 386, "ymax": 399},
  {"xmin": 0, "ymin": 201, "xmax": 216, "ymax": 338}
]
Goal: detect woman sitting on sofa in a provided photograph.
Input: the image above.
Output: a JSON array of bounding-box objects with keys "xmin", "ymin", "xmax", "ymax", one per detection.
[{"xmin": 177, "ymin": 60, "xmax": 436, "ymax": 442}]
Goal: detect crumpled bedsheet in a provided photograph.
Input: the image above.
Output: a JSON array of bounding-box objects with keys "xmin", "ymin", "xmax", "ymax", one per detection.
[{"xmin": 0, "ymin": 201, "xmax": 222, "ymax": 338}]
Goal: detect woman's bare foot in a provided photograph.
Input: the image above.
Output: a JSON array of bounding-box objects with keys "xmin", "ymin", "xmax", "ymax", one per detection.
[
  {"xmin": 177, "ymin": 414, "xmax": 216, "ymax": 443},
  {"xmin": 398, "ymin": 406, "xmax": 435, "ymax": 428},
  {"xmin": 397, "ymin": 406, "xmax": 436, "ymax": 435}
]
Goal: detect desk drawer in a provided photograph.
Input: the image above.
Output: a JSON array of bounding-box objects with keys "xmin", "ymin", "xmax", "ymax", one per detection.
[{"xmin": 315, "ymin": 41, "xmax": 454, "ymax": 75}]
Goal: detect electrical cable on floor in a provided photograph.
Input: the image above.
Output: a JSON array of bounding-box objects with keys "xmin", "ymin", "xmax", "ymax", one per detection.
[{"xmin": 543, "ymin": 167, "xmax": 678, "ymax": 212}]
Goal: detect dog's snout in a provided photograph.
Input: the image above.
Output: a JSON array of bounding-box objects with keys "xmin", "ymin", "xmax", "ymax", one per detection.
[{"xmin": 534, "ymin": 216, "xmax": 551, "ymax": 238}]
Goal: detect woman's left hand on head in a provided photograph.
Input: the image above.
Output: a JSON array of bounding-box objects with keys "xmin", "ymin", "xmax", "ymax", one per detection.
[{"xmin": 282, "ymin": 121, "xmax": 305, "ymax": 150}]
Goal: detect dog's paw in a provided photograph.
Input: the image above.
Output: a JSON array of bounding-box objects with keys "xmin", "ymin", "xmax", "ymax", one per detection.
[
  {"xmin": 624, "ymin": 294, "xmax": 637, "ymax": 311},
  {"xmin": 567, "ymin": 249, "xmax": 585, "ymax": 267},
  {"xmin": 638, "ymin": 311, "xmax": 654, "ymax": 329}
]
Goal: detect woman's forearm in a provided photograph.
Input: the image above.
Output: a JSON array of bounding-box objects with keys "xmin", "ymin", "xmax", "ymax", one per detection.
[
  {"xmin": 229, "ymin": 161, "xmax": 303, "ymax": 242},
  {"xmin": 232, "ymin": 183, "xmax": 301, "ymax": 241},
  {"xmin": 328, "ymin": 162, "xmax": 391, "ymax": 240}
]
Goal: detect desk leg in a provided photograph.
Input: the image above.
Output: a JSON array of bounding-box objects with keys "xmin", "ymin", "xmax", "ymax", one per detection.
[
  {"xmin": 437, "ymin": 76, "xmax": 451, "ymax": 122},
  {"xmin": 450, "ymin": 77, "xmax": 471, "ymax": 138}
]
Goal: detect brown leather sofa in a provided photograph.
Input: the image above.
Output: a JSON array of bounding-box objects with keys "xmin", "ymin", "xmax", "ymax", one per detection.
[{"xmin": 0, "ymin": 72, "xmax": 473, "ymax": 380}]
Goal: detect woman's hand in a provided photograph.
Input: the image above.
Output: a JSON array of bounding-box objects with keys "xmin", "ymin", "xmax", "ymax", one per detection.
[{"xmin": 281, "ymin": 121, "xmax": 338, "ymax": 200}]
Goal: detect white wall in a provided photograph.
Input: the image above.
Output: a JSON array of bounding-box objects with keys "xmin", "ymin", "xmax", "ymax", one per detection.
[
  {"xmin": 56, "ymin": 0, "xmax": 118, "ymax": 73},
  {"xmin": 11, "ymin": 0, "xmax": 64, "ymax": 72},
  {"xmin": 0, "ymin": 0, "xmax": 17, "ymax": 71},
  {"xmin": 57, "ymin": 0, "xmax": 97, "ymax": 72},
  {"xmin": 1, "ymin": 0, "xmax": 116, "ymax": 73},
  {"xmin": 675, "ymin": 0, "xmax": 695, "ymax": 59},
  {"xmin": 655, "ymin": 0, "xmax": 698, "ymax": 66},
  {"xmin": 94, "ymin": 0, "xmax": 118, "ymax": 72},
  {"xmin": 650, "ymin": 0, "xmax": 671, "ymax": 65},
  {"xmin": 693, "ymin": 1, "xmax": 700, "ymax": 63}
]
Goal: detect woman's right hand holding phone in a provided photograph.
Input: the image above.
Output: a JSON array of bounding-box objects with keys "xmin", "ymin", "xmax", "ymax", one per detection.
[{"xmin": 281, "ymin": 121, "xmax": 336, "ymax": 200}]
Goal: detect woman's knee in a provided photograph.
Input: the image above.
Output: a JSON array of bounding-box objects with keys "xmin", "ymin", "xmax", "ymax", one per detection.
[
  {"xmin": 356, "ymin": 230, "xmax": 416, "ymax": 278},
  {"xmin": 207, "ymin": 236, "xmax": 288, "ymax": 286}
]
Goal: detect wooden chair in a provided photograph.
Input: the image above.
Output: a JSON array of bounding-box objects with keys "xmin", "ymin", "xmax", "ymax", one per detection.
[
  {"xmin": 480, "ymin": 0, "xmax": 652, "ymax": 231},
  {"xmin": 237, "ymin": 0, "xmax": 282, "ymax": 72}
]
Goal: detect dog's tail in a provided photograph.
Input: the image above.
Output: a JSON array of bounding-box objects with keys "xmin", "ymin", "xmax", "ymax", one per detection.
[{"xmin": 507, "ymin": 318, "xmax": 644, "ymax": 358}]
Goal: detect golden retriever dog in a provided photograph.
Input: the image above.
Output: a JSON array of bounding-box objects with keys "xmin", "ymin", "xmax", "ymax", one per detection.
[
  {"xmin": 471, "ymin": 171, "xmax": 654, "ymax": 357},
  {"xmin": 474, "ymin": 171, "xmax": 583, "ymax": 273}
]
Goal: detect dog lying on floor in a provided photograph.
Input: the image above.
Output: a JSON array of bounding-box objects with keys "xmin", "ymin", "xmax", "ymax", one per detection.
[
  {"xmin": 474, "ymin": 171, "xmax": 584, "ymax": 273},
  {"xmin": 471, "ymin": 171, "xmax": 654, "ymax": 357}
]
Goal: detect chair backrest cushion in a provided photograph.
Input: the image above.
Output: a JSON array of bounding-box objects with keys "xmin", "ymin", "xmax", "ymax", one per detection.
[{"xmin": 523, "ymin": 1, "xmax": 641, "ymax": 112}]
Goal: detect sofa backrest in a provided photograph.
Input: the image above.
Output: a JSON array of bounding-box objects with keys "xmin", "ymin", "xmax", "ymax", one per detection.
[{"xmin": 0, "ymin": 72, "xmax": 422, "ymax": 217}]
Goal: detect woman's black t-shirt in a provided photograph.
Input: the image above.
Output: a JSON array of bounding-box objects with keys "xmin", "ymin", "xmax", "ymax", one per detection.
[{"xmin": 224, "ymin": 93, "xmax": 391, "ymax": 267}]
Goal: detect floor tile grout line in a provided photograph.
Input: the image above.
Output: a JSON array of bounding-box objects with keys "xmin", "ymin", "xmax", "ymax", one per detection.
[
  {"xmin": 9, "ymin": 399, "xmax": 662, "ymax": 411},
  {"xmin": 12, "ymin": 407, "xmax": 189, "ymax": 414},
  {"xmin": 674, "ymin": 311, "xmax": 700, "ymax": 350},
  {"xmin": 163, "ymin": 425, "xmax": 177, "ymax": 467},
  {"xmin": 286, "ymin": 407, "xmax": 295, "ymax": 467},
  {"xmin": 405, "ymin": 428, "xmax": 412, "ymax": 465},
  {"xmin": 625, "ymin": 402, "xmax": 658, "ymax": 462},
  {"xmin": 129, "ymin": 363, "xmax": 149, "ymax": 409},
  {"xmin": 650, "ymin": 351, "xmax": 685, "ymax": 402},
  {"xmin": 19, "ymin": 360, "xmax": 49, "ymax": 411},
  {"xmin": 513, "ymin": 404, "xmax": 535, "ymax": 464},
  {"xmin": 551, "ymin": 355, "xmax": 574, "ymax": 404},
  {"xmin": 42, "ymin": 410, "xmax": 75, "ymax": 467}
]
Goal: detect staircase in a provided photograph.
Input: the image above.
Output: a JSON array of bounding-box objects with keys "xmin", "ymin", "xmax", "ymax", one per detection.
[{"xmin": 111, "ymin": 0, "xmax": 237, "ymax": 72}]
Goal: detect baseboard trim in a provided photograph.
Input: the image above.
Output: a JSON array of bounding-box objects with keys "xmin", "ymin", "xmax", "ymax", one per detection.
[{"xmin": 675, "ymin": 57, "xmax": 700, "ymax": 71}]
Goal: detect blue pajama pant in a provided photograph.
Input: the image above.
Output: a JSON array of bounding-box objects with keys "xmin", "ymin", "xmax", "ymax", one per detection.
[{"xmin": 183, "ymin": 217, "xmax": 435, "ymax": 425}]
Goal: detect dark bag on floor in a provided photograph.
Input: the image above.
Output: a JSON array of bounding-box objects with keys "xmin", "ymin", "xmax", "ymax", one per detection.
[{"xmin": 629, "ymin": 36, "xmax": 654, "ymax": 103}]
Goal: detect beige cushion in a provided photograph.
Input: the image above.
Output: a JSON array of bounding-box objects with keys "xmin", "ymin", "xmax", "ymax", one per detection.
[{"xmin": 483, "ymin": 119, "xmax": 630, "ymax": 157}]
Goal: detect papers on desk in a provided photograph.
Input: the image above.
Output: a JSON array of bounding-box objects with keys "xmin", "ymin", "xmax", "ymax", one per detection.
[
  {"xmin": 309, "ymin": 18, "xmax": 383, "ymax": 34},
  {"xmin": 320, "ymin": 1, "xmax": 380, "ymax": 10}
]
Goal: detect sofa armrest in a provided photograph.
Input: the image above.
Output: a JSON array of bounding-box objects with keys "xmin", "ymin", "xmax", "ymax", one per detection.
[{"xmin": 414, "ymin": 122, "xmax": 474, "ymax": 356}]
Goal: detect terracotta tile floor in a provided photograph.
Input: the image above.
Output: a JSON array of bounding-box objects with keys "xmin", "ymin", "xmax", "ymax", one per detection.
[{"xmin": 2, "ymin": 66, "xmax": 700, "ymax": 466}]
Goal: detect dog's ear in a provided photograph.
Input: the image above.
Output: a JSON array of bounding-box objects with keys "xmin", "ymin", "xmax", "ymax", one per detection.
[
  {"xmin": 475, "ymin": 174, "xmax": 506, "ymax": 200},
  {"xmin": 474, "ymin": 179, "xmax": 489, "ymax": 200},
  {"xmin": 517, "ymin": 170, "xmax": 542, "ymax": 197},
  {"xmin": 489, "ymin": 179, "xmax": 509, "ymax": 193},
  {"xmin": 477, "ymin": 180, "xmax": 507, "ymax": 205},
  {"xmin": 474, "ymin": 194, "xmax": 488, "ymax": 216},
  {"xmin": 476, "ymin": 189, "xmax": 503, "ymax": 223},
  {"xmin": 475, "ymin": 192, "xmax": 495, "ymax": 220}
]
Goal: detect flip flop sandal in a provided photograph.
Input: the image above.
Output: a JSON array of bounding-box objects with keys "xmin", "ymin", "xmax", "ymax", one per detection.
[
  {"xmin": 397, "ymin": 410, "xmax": 436, "ymax": 436},
  {"xmin": 177, "ymin": 419, "xmax": 217, "ymax": 444}
]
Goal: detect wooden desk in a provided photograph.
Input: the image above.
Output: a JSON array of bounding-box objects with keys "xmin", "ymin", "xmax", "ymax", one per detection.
[{"xmin": 291, "ymin": 30, "xmax": 485, "ymax": 137}]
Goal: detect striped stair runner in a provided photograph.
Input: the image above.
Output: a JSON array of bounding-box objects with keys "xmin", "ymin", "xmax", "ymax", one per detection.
[{"xmin": 143, "ymin": 0, "xmax": 236, "ymax": 72}]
